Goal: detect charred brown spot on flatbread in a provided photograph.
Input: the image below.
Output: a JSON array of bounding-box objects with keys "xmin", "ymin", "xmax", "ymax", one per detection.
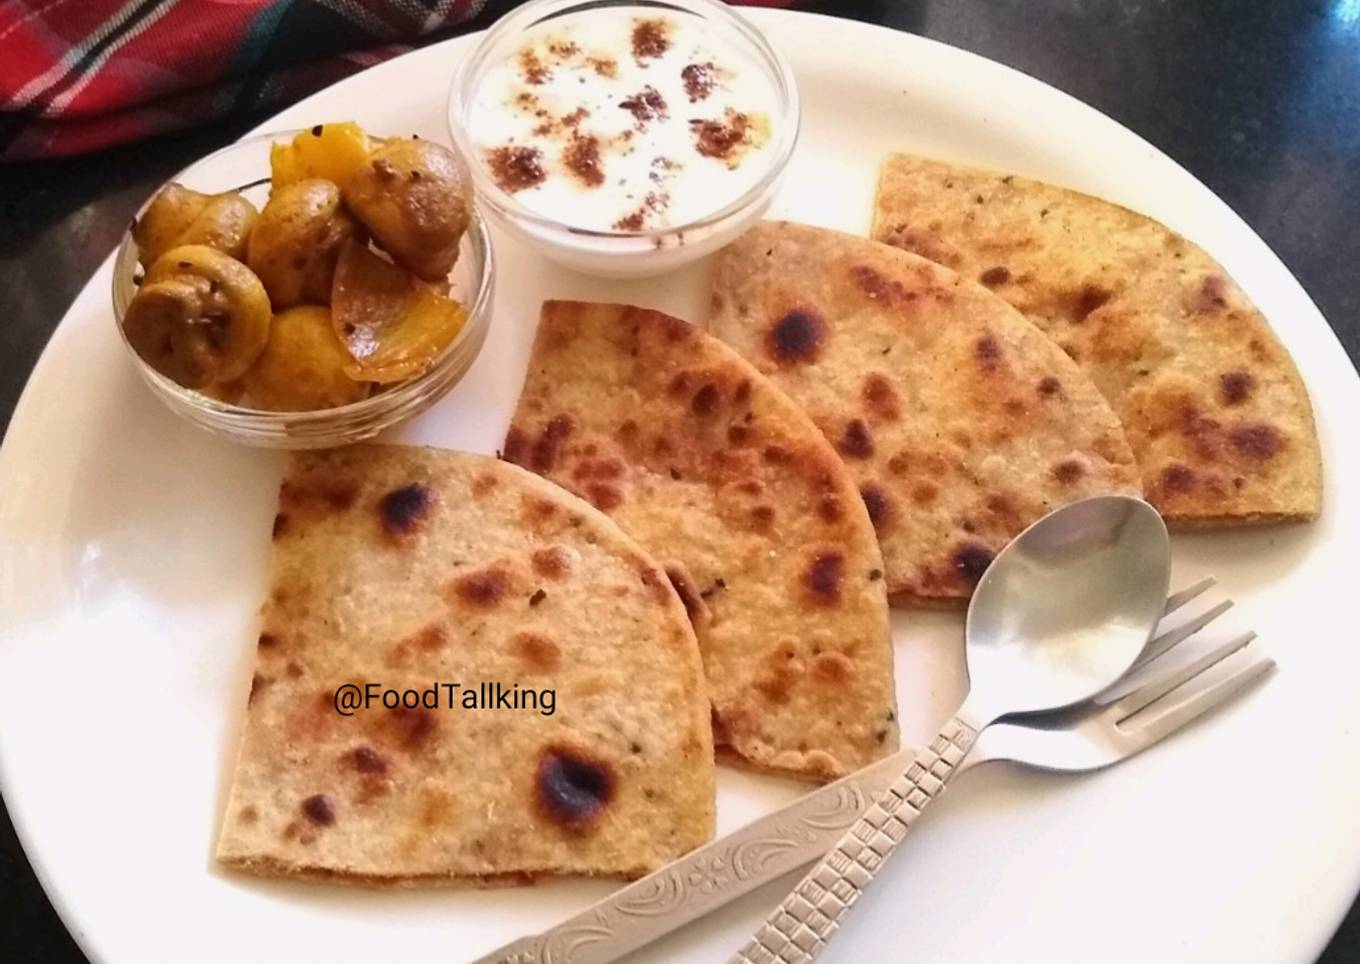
[
  {"xmin": 272, "ymin": 513, "xmax": 289, "ymax": 539},
  {"xmin": 838, "ymin": 419, "xmax": 874, "ymax": 459},
  {"xmin": 805, "ymin": 551, "xmax": 844, "ymax": 604},
  {"xmin": 1194, "ymin": 275, "xmax": 1230, "ymax": 313},
  {"xmin": 390, "ymin": 706, "xmax": 437, "ymax": 749},
  {"xmin": 816, "ymin": 494, "xmax": 843, "ymax": 524},
  {"xmin": 749, "ymin": 504, "xmax": 776, "ymax": 532},
  {"xmin": 585, "ymin": 482, "xmax": 623, "ymax": 510},
  {"xmin": 532, "ymin": 415, "xmax": 575, "ymax": 472},
  {"xmin": 986, "ymin": 493, "xmax": 1021, "ymax": 527},
  {"xmin": 911, "ymin": 481, "xmax": 938, "ymax": 505},
  {"xmin": 390, "ymin": 623, "xmax": 445, "ymax": 666},
  {"xmin": 860, "ymin": 484, "xmax": 893, "ymax": 530},
  {"xmin": 691, "ymin": 382, "xmax": 721, "ymax": 416},
  {"xmin": 767, "ymin": 309, "xmax": 825, "ymax": 363},
  {"xmin": 812, "ymin": 651, "xmax": 854, "ymax": 684},
  {"xmin": 571, "ymin": 457, "xmax": 625, "ymax": 481},
  {"xmin": 535, "ymin": 746, "xmax": 615, "ymax": 831},
  {"xmin": 280, "ymin": 479, "xmax": 358, "ymax": 514},
  {"xmin": 349, "ymin": 745, "xmax": 388, "ymax": 774},
  {"xmin": 513, "ymin": 631, "xmax": 561, "ymax": 671},
  {"xmin": 1067, "ymin": 283, "xmax": 1112, "ymax": 321},
  {"xmin": 1160, "ymin": 463, "xmax": 1197, "ymax": 493},
  {"xmin": 861, "ymin": 373, "xmax": 900, "ymax": 420},
  {"xmin": 301, "ymin": 794, "xmax": 335, "ymax": 826},
  {"xmin": 531, "ymin": 545, "xmax": 573, "ymax": 579},
  {"xmin": 471, "ymin": 473, "xmax": 498, "ymax": 497},
  {"xmin": 379, "ymin": 483, "xmax": 435, "ymax": 538},
  {"xmin": 1052, "ymin": 459, "xmax": 1086, "ymax": 485},
  {"xmin": 503, "ymin": 426, "xmax": 529, "ymax": 464},
  {"xmin": 1220, "ymin": 370, "xmax": 1255, "ymax": 406},
  {"xmin": 851, "ymin": 264, "xmax": 913, "ymax": 305},
  {"xmin": 449, "ymin": 564, "xmax": 510, "ymax": 608},
  {"xmin": 521, "ymin": 495, "xmax": 559, "ymax": 528},
  {"xmin": 658, "ymin": 313, "xmax": 693, "ymax": 343},
  {"xmin": 257, "ymin": 632, "xmax": 278, "ymax": 649},
  {"xmin": 975, "ymin": 335, "xmax": 1002, "ymax": 369},
  {"xmin": 754, "ymin": 648, "xmax": 797, "ymax": 703},
  {"xmin": 979, "ymin": 266, "xmax": 1011, "ymax": 287},
  {"xmin": 667, "ymin": 371, "xmax": 692, "ymax": 398},
  {"xmin": 952, "ymin": 542, "xmax": 993, "ymax": 584},
  {"xmin": 1036, "ymin": 376, "xmax": 1063, "ymax": 398},
  {"xmin": 1230, "ymin": 423, "xmax": 1280, "ymax": 460}
]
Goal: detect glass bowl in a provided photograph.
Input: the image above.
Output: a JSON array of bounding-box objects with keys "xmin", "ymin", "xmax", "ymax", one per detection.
[
  {"xmin": 447, "ymin": 0, "xmax": 800, "ymax": 278},
  {"xmin": 111, "ymin": 129, "xmax": 495, "ymax": 449}
]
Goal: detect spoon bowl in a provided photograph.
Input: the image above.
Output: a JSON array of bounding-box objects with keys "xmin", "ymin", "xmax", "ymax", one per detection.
[
  {"xmin": 964, "ymin": 495, "xmax": 1171, "ymax": 718},
  {"xmin": 732, "ymin": 495, "xmax": 1173, "ymax": 963}
]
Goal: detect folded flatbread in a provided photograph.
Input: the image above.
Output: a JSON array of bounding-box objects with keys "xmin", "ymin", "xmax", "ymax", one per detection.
[
  {"xmin": 217, "ymin": 445, "xmax": 714, "ymax": 884},
  {"xmin": 872, "ymin": 154, "xmax": 1321, "ymax": 524},
  {"xmin": 504, "ymin": 301, "xmax": 898, "ymax": 781},
  {"xmin": 708, "ymin": 221, "xmax": 1140, "ymax": 605}
]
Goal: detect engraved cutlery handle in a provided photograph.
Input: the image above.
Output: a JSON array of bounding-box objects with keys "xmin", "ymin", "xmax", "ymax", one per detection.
[
  {"xmin": 730, "ymin": 717, "xmax": 979, "ymax": 964},
  {"xmin": 472, "ymin": 748, "xmax": 925, "ymax": 964}
]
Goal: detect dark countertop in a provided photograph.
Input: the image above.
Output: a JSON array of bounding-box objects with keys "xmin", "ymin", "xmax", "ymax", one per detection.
[{"xmin": 2, "ymin": 1, "xmax": 1357, "ymax": 961}]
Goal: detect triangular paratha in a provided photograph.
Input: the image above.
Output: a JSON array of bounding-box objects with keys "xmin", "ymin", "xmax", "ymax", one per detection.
[
  {"xmin": 504, "ymin": 301, "xmax": 898, "ymax": 781},
  {"xmin": 872, "ymin": 154, "xmax": 1322, "ymax": 525},
  {"xmin": 707, "ymin": 221, "xmax": 1140, "ymax": 604},
  {"xmin": 217, "ymin": 445, "xmax": 714, "ymax": 884}
]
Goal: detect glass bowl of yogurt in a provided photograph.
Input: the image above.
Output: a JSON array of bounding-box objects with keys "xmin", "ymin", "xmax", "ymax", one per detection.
[{"xmin": 448, "ymin": 0, "xmax": 799, "ymax": 278}]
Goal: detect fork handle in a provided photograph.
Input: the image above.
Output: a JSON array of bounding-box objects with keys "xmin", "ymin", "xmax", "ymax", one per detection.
[{"xmin": 730, "ymin": 716, "xmax": 980, "ymax": 964}]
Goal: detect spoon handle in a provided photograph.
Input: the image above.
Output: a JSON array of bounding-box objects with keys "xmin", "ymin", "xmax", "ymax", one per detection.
[{"xmin": 729, "ymin": 716, "xmax": 980, "ymax": 964}]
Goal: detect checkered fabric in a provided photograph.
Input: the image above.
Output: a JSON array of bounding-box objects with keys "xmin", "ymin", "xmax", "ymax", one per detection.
[{"xmin": 0, "ymin": 0, "xmax": 797, "ymax": 161}]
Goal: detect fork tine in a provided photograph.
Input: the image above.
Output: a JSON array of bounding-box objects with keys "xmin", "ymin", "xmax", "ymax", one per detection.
[
  {"xmin": 1162, "ymin": 576, "xmax": 1217, "ymax": 617},
  {"xmin": 1132, "ymin": 598, "xmax": 1235, "ymax": 672},
  {"xmin": 1129, "ymin": 652, "xmax": 1275, "ymax": 744},
  {"xmin": 1114, "ymin": 630, "xmax": 1257, "ymax": 720}
]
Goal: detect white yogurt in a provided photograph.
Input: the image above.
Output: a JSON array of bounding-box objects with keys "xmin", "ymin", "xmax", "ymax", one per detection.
[{"xmin": 467, "ymin": 8, "xmax": 780, "ymax": 232}]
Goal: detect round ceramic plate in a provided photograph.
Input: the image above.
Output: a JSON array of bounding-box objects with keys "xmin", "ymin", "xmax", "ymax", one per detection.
[{"xmin": 2, "ymin": 11, "xmax": 1358, "ymax": 963}]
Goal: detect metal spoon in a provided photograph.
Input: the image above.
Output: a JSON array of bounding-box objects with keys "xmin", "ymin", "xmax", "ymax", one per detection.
[{"xmin": 731, "ymin": 495, "xmax": 1171, "ymax": 963}]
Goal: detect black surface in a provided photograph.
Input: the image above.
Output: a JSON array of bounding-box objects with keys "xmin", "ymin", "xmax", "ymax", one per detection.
[{"xmin": 2, "ymin": 1, "xmax": 1358, "ymax": 961}]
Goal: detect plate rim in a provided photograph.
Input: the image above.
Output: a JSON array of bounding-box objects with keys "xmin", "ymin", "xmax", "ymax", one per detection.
[{"xmin": 2, "ymin": 9, "xmax": 1358, "ymax": 963}]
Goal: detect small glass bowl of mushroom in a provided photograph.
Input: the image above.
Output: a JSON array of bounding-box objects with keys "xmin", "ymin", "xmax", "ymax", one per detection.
[{"xmin": 111, "ymin": 126, "xmax": 494, "ymax": 449}]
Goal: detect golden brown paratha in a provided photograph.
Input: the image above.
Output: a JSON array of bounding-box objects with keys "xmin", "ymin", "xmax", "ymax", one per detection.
[
  {"xmin": 872, "ymin": 154, "xmax": 1322, "ymax": 525},
  {"xmin": 217, "ymin": 444, "xmax": 714, "ymax": 885},
  {"xmin": 504, "ymin": 301, "xmax": 897, "ymax": 782},
  {"xmin": 707, "ymin": 221, "xmax": 1140, "ymax": 605}
]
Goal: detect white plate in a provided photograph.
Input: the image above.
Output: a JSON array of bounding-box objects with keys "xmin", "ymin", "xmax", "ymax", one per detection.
[{"xmin": 2, "ymin": 11, "xmax": 1358, "ymax": 963}]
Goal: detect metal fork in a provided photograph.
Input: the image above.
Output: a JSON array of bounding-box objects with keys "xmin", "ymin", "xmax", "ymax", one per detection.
[{"xmin": 475, "ymin": 579, "xmax": 1272, "ymax": 964}]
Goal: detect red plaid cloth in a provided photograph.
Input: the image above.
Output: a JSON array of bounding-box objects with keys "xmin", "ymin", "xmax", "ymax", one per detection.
[{"xmin": 0, "ymin": 0, "xmax": 797, "ymax": 161}]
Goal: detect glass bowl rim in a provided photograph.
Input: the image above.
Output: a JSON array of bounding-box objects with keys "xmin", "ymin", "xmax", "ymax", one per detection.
[
  {"xmin": 445, "ymin": 0, "xmax": 801, "ymax": 241},
  {"xmin": 110, "ymin": 127, "xmax": 495, "ymax": 427}
]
